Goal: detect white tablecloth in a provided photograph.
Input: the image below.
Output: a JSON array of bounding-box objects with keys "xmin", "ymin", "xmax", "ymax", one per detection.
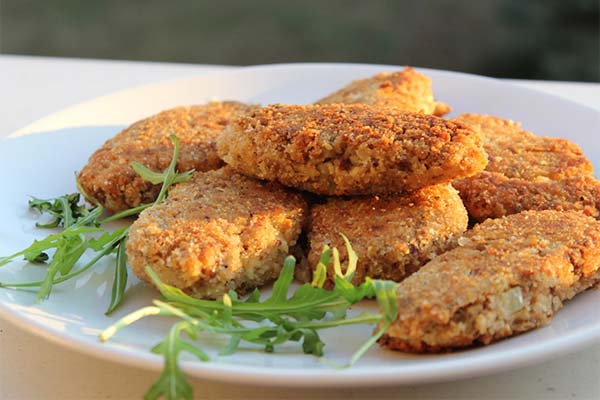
[{"xmin": 0, "ymin": 55, "xmax": 599, "ymax": 400}]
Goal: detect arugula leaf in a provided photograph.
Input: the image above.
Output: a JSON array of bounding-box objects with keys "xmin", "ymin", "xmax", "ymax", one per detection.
[
  {"xmin": 105, "ymin": 236, "xmax": 129, "ymax": 315},
  {"xmin": 370, "ymin": 278, "xmax": 399, "ymax": 323},
  {"xmin": 0, "ymin": 226, "xmax": 103, "ymax": 267},
  {"xmin": 35, "ymin": 228, "xmax": 113, "ymax": 302},
  {"xmin": 0, "ymin": 136, "xmax": 192, "ymax": 309},
  {"xmin": 144, "ymin": 321, "xmax": 206, "ymax": 400},
  {"xmin": 2, "ymin": 130, "xmax": 401, "ymax": 400},
  {"xmin": 310, "ymin": 245, "xmax": 330, "ymax": 288},
  {"xmin": 261, "ymin": 256, "xmax": 295, "ymax": 304},
  {"xmin": 299, "ymin": 328, "xmax": 325, "ymax": 356},
  {"xmin": 131, "ymin": 162, "xmax": 193, "ymax": 186},
  {"xmin": 150, "ymin": 135, "xmax": 193, "ymax": 206},
  {"xmin": 100, "ymin": 243, "xmax": 399, "ymax": 400},
  {"xmin": 145, "ymin": 266, "xmax": 346, "ymax": 323},
  {"xmin": 29, "ymin": 193, "xmax": 93, "ymax": 229},
  {"xmin": 88, "ymin": 229, "xmax": 126, "ymax": 251},
  {"xmin": 25, "ymin": 251, "xmax": 49, "ymax": 264},
  {"xmin": 219, "ymin": 334, "xmax": 242, "ymax": 356}
]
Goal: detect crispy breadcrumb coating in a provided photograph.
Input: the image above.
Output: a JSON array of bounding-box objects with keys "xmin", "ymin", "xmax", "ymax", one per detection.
[
  {"xmin": 126, "ymin": 168, "xmax": 307, "ymax": 299},
  {"xmin": 78, "ymin": 101, "xmax": 255, "ymax": 212},
  {"xmin": 379, "ymin": 210, "xmax": 600, "ymax": 353},
  {"xmin": 452, "ymin": 114, "xmax": 593, "ymax": 181},
  {"xmin": 451, "ymin": 114, "xmax": 596, "ymax": 221},
  {"xmin": 217, "ymin": 104, "xmax": 487, "ymax": 196},
  {"xmin": 317, "ymin": 67, "xmax": 451, "ymax": 116},
  {"xmin": 300, "ymin": 184, "xmax": 467, "ymax": 286},
  {"xmin": 454, "ymin": 172, "xmax": 600, "ymax": 222}
]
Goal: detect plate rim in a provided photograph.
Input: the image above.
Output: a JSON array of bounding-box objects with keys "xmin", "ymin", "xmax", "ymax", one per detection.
[
  {"xmin": 2, "ymin": 296, "xmax": 599, "ymax": 387},
  {"xmin": 9, "ymin": 62, "xmax": 600, "ymax": 139}
]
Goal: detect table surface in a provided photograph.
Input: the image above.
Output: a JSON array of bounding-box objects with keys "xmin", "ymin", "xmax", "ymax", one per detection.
[{"xmin": 0, "ymin": 55, "xmax": 598, "ymax": 400}]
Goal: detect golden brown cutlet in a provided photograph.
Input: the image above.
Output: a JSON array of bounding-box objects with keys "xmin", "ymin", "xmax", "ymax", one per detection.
[
  {"xmin": 450, "ymin": 114, "xmax": 595, "ymax": 222},
  {"xmin": 217, "ymin": 104, "xmax": 487, "ymax": 196},
  {"xmin": 126, "ymin": 167, "xmax": 307, "ymax": 299},
  {"xmin": 454, "ymin": 172, "xmax": 600, "ymax": 222},
  {"xmin": 300, "ymin": 184, "xmax": 468, "ymax": 286},
  {"xmin": 78, "ymin": 101, "xmax": 256, "ymax": 212},
  {"xmin": 379, "ymin": 210, "xmax": 600, "ymax": 353},
  {"xmin": 317, "ymin": 67, "xmax": 451, "ymax": 116},
  {"xmin": 452, "ymin": 114, "xmax": 593, "ymax": 181}
]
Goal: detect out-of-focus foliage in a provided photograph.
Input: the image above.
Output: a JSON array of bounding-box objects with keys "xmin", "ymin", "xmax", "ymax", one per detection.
[{"xmin": 1, "ymin": 0, "xmax": 597, "ymax": 81}]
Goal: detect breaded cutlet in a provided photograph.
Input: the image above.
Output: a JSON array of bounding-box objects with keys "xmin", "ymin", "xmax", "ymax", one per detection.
[
  {"xmin": 317, "ymin": 67, "xmax": 451, "ymax": 116},
  {"xmin": 217, "ymin": 104, "xmax": 487, "ymax": 196},
  {"xmin": 379, "ymin": 210, "xmax": 600, "ymax": 353},
  {"xmin": 451, "ymin": 114, "xmax": 595, "ymax": 221},
  {"xmin": 454, "ymin": 172, "xmax": 600, "ymax": 222},
  {"xmin": 452, "ymin": 114, "xmax": 593, "ymax": 181},
  {"xmin": 126, "ymin": 167, "xmax": 307, "ymax": 299},
  {"xmin": 300, "ymin": 184, "xmax": 467, "ymax": 286},
  {"xmin": 78, "ymin": 101, "xmax": 255, "ymax": 212}
]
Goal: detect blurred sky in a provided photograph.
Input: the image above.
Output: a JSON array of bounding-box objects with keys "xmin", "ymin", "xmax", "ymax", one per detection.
[{"xmin": 1, "ymin": 0, "xmax": 598, "ymax": 81}]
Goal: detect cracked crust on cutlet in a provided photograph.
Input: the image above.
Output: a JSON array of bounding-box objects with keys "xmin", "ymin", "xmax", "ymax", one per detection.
[
  {"xmin": 126, "ymin": 167, "xmax": 307, "ymax": 299},
  {"xmin": 317, "ymin": 67, "xmax": 451, "ymax": 116},
  {"xmin": 78, "ymin": 101, "xmax": 256, "ymax": 212},
  {"xmin": 379, "ymin": 210, "xmax": 600, "ymax": 353},
  {"xmin": 217, "ymin": 104, "xmax": 487, "ymax": 196}
]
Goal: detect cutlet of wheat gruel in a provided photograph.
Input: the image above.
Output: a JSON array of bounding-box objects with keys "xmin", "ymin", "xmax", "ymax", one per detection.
[
  {"xmin": 317, "ymin": 67, "xmax": 451, "ymax": 116},
  {"xmin": 78, "ymin": 101, "xmax": 256, "ymax": 212},
  {"xmin": 300, "ymin": 184, "xmax": 467, "ymax": 286},
  {"xmin": 217, "ymin": 104, "xmax": 487, "ymax": 196},
  {"xmin": 126, "ymin": 167, "xmax": 307, "ymax": 299},
  {"xmin": 379, "ymin": 210, "xmax": 600, "ymax": 352},
  {"xmin": 454, "ymin": 172, "xmax": 600, "ymax": 222},
  {"xmin": 451, "ymin": 114, "xmax": 596, "ymax": 222},
  {"xmin": 453, "ymin": 114, "xmax": 592, "ymax": 181}
]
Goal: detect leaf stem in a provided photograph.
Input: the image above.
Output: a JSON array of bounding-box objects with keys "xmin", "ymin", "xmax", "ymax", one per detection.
[
  {"xmin": 0, "ymin": 229, "xmax": 126, "ymax": 288},
  {"xmin": 105, "ymin": 235, "xmax": 129, "ymax": 315},
  {"xmin": 99, "ymin": 204, "xmax": 150, "ymax": 224},
  {"xmin": 100, "ymin": 306, "xmax": 163, "ymax": 342}
]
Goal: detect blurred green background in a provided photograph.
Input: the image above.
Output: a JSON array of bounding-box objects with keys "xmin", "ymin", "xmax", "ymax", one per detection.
[{"xmin": 1, "ymin": 0, "xmax": 598, "ymax": 81}]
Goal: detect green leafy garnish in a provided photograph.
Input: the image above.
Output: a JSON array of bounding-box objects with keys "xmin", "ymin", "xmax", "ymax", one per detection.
[
  {"xmin": 1, "ymin": 133, "xmax": 401, "ymax": 400},
  {"xmin": 0, "ymin": 135, "xmax": 192, "ymax": 313},
  {"xmin": 145, "ymin": 321, "xmax": 208, "ymax": 400},
  {"xmin": 28, "ymin": 193, "xmax": 95, "ymax": 229},
  {"xmin": 131, "ymin": 162, "xmax": 193, "ymax": 187},
  {"xmin": 100, "ymin": 241, "xmax": 399, "ymax": 400},
  {"xmin": 105, "ymin": 236, "xmax": 129, "ymax": 315}
]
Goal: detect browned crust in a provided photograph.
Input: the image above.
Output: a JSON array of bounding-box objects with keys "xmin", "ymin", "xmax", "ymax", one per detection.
[
  {"xmin": 379, "ymin": 210, "xmax": 600, "ymax": 353},
  {"xmin": 78, "ymin": 101, "xmax": 256, "ymax": 212},
  {"xmin": 317, "ymin": 67, "xmax": 451, "ymax": 116},
  {"xmin": 304, "ymin": 184, "xmax": 468, "ymax": 286},
  {"xmin": 450, "ymin": 114, "xmax": 595, "ymax": 222},
  {"xmin": 217, "ymin": 104, "xmax": 487, "ymax": 196},
  {"xmin": 126, "ymin": 167, "xmax": 308, "ymax": 299},
  {"xmin": 452, "ymin": 114, "xmax": 593, "ymax": 181},
  {"xmin": 454, "ymin": 172, "xmax": 600, "ymax": 222}
]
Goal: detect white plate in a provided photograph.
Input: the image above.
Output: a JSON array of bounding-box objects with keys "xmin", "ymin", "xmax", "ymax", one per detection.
[{"xmin": 1, "ymin": 63, "xmax": 599, "ymax": 387}]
